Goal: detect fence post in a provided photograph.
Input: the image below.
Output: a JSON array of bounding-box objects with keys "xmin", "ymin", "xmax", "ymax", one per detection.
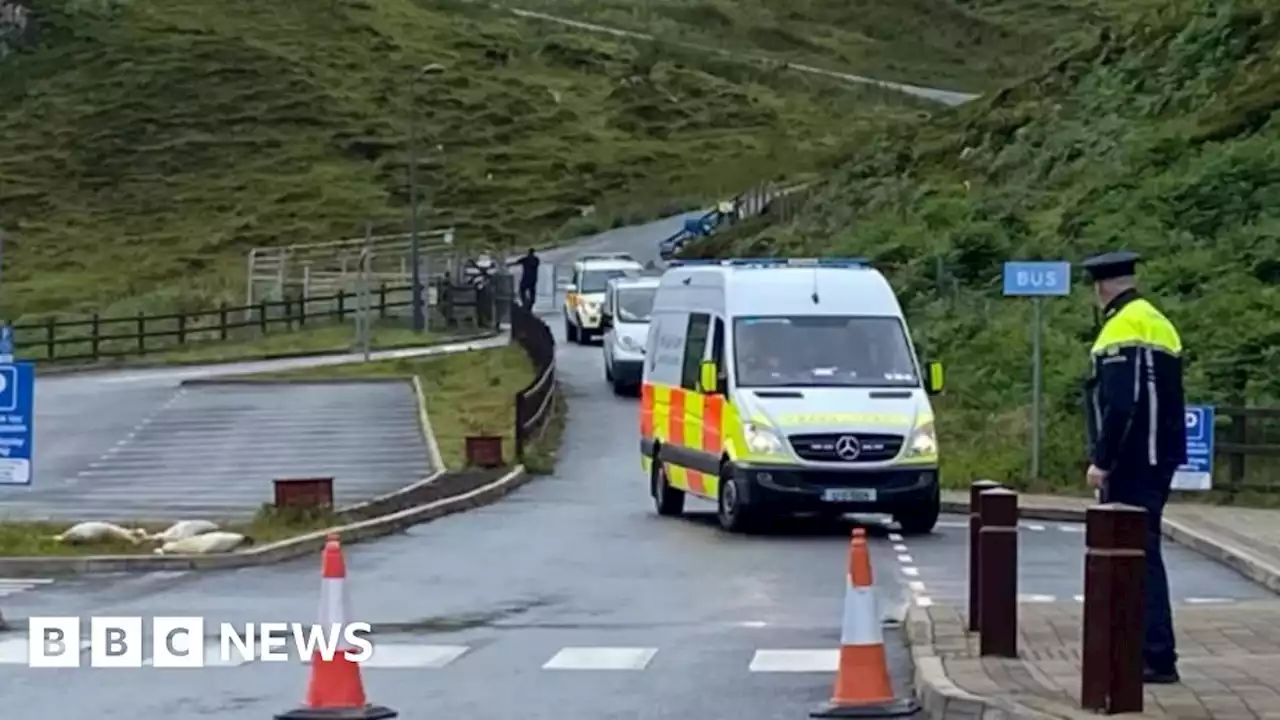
[
  {"xmin": 259, "ymin": 301, "xmax": 268, "ymax": 335},
  {"xmin": 968, "ymin": 479, "xmax": 1002, "ymax": 632},
  {"xmin": 283, "ymin": 298, "xmax": 293, "ymax": 331},
  {"xmin": 337, "ymin": 290, "xmax": 347, "ymax": 321},
  {"xmin": 1227, "ymin": 409, "xmax": 1246, "ymax": 497},
  {"xmin": 177, "ymin": 313, "xmax": 187, "ymax": 345},
  {"xmin": 137, "ymin": 312, "xmax": 146, "ymax": 354},
  {"xmin": 90, "ymin": 313, "xmax": 101, "ymax": 359},
  {"xmin": 1081, "ymin": 504, "xmax": 1146, "ymax": 714},
  {"xmin": 379, "ymin": 283, "xmax": 388, "ymax": 319},
  {"xmin": 219, "ymin": 302, "xmax": 229, "ymax": 341},
  {"xmin": 44, "ymin": 317, "xmax": 55, "ymax": 360},
  {"xmin": 978, "ymin": 488, "xmax": 1018, "ymax": 658},
  {"xmin": 299, "ymin": 294, "xmax": 307, "ymax": 328}
]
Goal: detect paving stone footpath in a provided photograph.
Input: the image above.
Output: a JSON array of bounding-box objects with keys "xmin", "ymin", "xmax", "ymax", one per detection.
[{"xmin": 913, "ymin": 491, "xmax": 1280, "ymax": 719}]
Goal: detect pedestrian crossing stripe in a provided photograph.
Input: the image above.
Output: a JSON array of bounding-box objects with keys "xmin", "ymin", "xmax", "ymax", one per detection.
[
  {"xmin": 0, "ymin": 642, "xmax": 847, "ymax": 671},
  {"xmin": 0, "ymin": 578, "xmax": 53, "ymax": 597}
]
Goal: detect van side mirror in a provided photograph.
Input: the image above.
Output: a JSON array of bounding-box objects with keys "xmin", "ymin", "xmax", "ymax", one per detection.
[
  {"xmin": 925, "ymin": 361, "xmax": 945, "ymax": 395},
  {"xmin": 699, "ymin": 360, "xmax": 719, "ymax": 395},
  {"xmin": 601, "ymin": 313, "xmax": 613, "ymax": 330}
]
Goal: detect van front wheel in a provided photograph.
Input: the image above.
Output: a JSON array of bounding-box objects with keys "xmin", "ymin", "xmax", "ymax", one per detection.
[
  {"xmin": 717, "ymin": 467, "xmax": 760, "ymax": 533},
  {"xmin": 894, "ymin": 486, "xmax": 940, "ymax": 535}
]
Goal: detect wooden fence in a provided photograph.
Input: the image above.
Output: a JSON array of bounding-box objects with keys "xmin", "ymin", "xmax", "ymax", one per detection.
[
  {"xmin": 11, "ymin": 280, "xmax": 503, "ymax": 364},
  {"xmin": 510, "ymin": 301, "xmax": 556, "ymax": 462},
  {"xmin": 1215, "ymin": 406, "xmax": 1280, "ymax": 497}
]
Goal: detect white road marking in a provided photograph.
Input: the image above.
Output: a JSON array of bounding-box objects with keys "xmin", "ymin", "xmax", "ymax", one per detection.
[
  {"xmin": 735, "ymin": 621, "xmax": 769, "ymax": 628},
  {"xmin": 897, "ymin": 554, "xmax": 913, "ymax": 564},
  {"xmin": 907, "ymin": 581, "xmax": 925, "ymax": 592},
  {"xmin": 901, "ymin": 567, "xmax": 919, "ymax": 577},
  {"xmin": 748, "ymin": 649, "xmax": 838, "ymax": 672},
  {"xmin": 1073, "ymin": 595, "xmax": 1085, "ymax": 603},
  {"xmin": 887, "ymin": 533, "xmax": 903, "ymax": 542},
  {"xmin": 542, "ymin": 647, "xmax": 657, "ymax": 670},
  {"xmin": 915, "ymin": 596, "xmax": 934, "ymax": 607},
  {"xmin": 1018, "ymin": 594, "xmax": 1057, "ymax": 603},
  {"xmin": 1183, "ymin": 597, "xmax": 1235, "ymax": 605},
  {"xmin": 892, "ymin": 543, "xmax": 908, "ymax": 552},
  {"xmin": 935, "ymin": 521, "xmax": 967, "ymax": 529},
  {"xmin": 1022, "ymin": 523, "xmax": 1045, "ymax": 531},
  {"xmin": 1058, "ymin": 524, "xmax": 1085, "ymax": 533},
  {"xmin": 359, "ymin": 644, "xmax": 470, "ymax": 668}
]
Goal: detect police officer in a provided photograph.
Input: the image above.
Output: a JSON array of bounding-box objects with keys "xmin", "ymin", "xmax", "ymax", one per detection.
[
  {"xmin": 1082, "ymin": 250, "xmax": 1185, "ymax": 685},
  {"xmin": 516, "ymin": 248, "xmax": 540, "ymax": 310}
]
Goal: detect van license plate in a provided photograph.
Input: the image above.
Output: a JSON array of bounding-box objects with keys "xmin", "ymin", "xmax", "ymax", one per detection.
[{"xmin": 822, "ymin": 488, "xmax": 876, "ymax": 503}]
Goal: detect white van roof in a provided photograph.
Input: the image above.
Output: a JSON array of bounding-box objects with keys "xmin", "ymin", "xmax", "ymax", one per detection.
[
  {"xmin": 661, "ymin": 258, "xmax": 902, "ymax": 317},
  {"xmin": 612, "ymin": 275, "xmax": 660, "ymax": 290}
]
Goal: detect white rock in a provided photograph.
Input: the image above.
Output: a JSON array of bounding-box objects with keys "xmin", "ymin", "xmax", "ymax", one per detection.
[
  {"xmin": 54, "ymin": 522, "xmax": 147, "ymax": 544},
  {"xmin": 154, "ymin": 531, "xmax": 249, "ymax": 555},
  {"xmin": 149, "ymin": 520, "xmax": 219, "ymax": 543}
]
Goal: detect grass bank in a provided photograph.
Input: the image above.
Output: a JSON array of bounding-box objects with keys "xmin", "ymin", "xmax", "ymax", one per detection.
[
  {"xmin": 0, "ymin": 505, "xmax": 341, "ymax": 557},
  {"xmin": 504, "ymin": 0, "xmax": 1128, "ymax": 92},
  {"xmin": 0, "ymin": 0, "xmax": 926, "ymax": 319},
  {"xmin": 687, "ymin": 0, "xmax": 1280, "ymax": 495}
]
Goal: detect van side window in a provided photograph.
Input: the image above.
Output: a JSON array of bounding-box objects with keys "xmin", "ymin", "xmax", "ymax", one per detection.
[
  {"xmin": 681, "ymin": 313, "xmax": 710, "ymax": 390},
  {"xmin": 711, "ymin": 317, "xmax": 725, "ymax": 368}
]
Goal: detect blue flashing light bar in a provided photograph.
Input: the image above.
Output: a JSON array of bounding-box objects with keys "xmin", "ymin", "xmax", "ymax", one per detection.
[{"xmin": 668, "ymin": 257, "xmax": 869, "ymax": 268}]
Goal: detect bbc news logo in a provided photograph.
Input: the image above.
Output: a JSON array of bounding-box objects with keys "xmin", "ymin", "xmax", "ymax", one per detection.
[{"xmin": 27, "ymin": 617, "xmax": 374, "ymax": 668}]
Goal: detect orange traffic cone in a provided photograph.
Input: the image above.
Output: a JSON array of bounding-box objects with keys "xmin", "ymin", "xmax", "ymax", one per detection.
[
  {"xmin": 811, "ymin": 528, "xmax": 920, "ymax": 718},
  {"xmin": 276, "ymin": 535, "xmax": 396, "ymax": 720}
]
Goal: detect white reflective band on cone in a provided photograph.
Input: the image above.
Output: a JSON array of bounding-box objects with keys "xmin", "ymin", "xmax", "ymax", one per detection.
[
  {"xmin": 319, "ymin": 578, "xmax": 347, "ymax": 624},
  {"xmin": 840, "ymin": 583, "xmax": 883, "ymax": 646}
]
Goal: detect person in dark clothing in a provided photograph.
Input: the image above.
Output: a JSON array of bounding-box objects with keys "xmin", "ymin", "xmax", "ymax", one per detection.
[
  {"xmin": 517, "ymin": 248, "xmax": 540, "ymax": 310},
  {"xmin": 1082, "ymin": 250, "xmax": 1186, "ymax": 685}
]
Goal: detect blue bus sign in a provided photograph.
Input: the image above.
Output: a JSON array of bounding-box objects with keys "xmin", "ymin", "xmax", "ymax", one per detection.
[
  {"xmin": 1002, "ymin": 261, "xmax": 1071, "ymax": 296},
  {"xmin": 1173, "ymin": 405, "xmax": 1214, "ymax": 491},
  {"xmin": 0, "ymin": 360, "xmax": 34, "ymax": 486}
]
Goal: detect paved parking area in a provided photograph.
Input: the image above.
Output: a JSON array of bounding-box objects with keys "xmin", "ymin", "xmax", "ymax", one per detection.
[{"xmin": 2, "ymin": 381, "xmax": 432, "ymax": 521}]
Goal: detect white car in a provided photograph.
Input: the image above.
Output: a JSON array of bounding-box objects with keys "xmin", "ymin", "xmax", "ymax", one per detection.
[
  {"xmin": 601, "ymin": 276, "xmax": 659, "ymax": 395},
  {"xmin": 563, "ymin": 254, "xmax": 643, "ymax": 344}
]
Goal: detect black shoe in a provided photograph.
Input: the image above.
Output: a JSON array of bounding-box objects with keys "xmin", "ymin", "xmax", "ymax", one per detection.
[{"xmin": 1143, "ymin": 668, "xmax": 1180, "ymax": 684}]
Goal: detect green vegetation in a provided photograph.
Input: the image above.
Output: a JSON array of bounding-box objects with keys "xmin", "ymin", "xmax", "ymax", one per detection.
[
  {"xmin": 246, "ymin": 344, "xmax": 550, "ymax": 469},
  {"xmin": 0, "ymin": 505, "xmax": 339, "ymax": 556},
  {"xmin": 506, "ymin": 0, "xmax": 1125, "ymax": 91},
  {"xmin": 0, "ymin": 0, "xmax": 927, "ymax": 319},
  {"xmin": 687, "ymin": 0, "xmax": 1280, "ymax": 494}
]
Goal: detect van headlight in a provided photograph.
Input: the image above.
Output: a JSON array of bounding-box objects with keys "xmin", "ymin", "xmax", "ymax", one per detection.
[
  {"xmin": 618, "ymin": 335, "xmax": 642, "ymax": 353},
  {"xmin": 745, "ymin": 423, "xmax": 784, "ymax": 455},
  {"xmin": 904, "ymin": 421, "xmax": 937, "ymax": 460}
]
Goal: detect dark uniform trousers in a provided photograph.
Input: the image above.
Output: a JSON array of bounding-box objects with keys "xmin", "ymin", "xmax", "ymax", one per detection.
[
  {"xmin": 1086, "ymin": 289, "xmax": 1186, "ymax": 675},
  {"xmin": 1098, "ymin": 464, "xmax": 1178, "ymax": 673}
]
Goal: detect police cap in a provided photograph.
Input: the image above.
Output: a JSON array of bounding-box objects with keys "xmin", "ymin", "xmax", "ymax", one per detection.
[{"xmin": 1081, "ymin": 250, "xmax": 1140, "ymax": 282}]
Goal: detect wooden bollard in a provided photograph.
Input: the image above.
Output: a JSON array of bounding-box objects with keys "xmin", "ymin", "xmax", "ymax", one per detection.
[
  {"xmin": 1081, "ymin": 504, "xmax": 1147, "ymax": 714},
  {"xmin": 978, "ymin": 488, "xmax": 1018, "ymax": 658},
  {"xmin": 968, "ymin": 479, "xmax": 1002, "ymax": 632}
]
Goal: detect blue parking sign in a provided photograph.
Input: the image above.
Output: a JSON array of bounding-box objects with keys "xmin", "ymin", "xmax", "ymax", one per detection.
[
  {"xmin": 1172, "ymin": 405, "xmax": 1213, "ymax": 491},
  {"xmin": 0, "ymin": 361, "xmax": 34, "ymax": 486}
]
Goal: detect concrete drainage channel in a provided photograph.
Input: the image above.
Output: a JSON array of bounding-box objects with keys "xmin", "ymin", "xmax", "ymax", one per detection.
[{"xmin": 3, "ymin": 379, "xmax": 435, "ymax": 522}]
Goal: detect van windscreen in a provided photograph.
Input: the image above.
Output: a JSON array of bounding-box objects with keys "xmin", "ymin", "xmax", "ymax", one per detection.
[{"xmin": 733, "ymin": 315, "xmax": 918, "ymax": 388}]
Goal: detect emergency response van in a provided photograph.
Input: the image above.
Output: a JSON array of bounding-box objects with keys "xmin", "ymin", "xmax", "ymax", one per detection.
[
  {"xmin": 639, "ymin": 258, "xmax": 945, "ymax": 534},
  {"xmin": 563, "ymin": 254, "xmax": 644, "ymax": 344}
]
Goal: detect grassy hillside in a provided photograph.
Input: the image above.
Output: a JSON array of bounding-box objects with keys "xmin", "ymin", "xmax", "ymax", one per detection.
[
  {"xmin": 686, "ymin": 0, "xmax": 1280, "ymax": 494},
  {"xmin": 0, "ymin": 0, "xmax": 928, "ymax": 318},
  {"xmin": 505, "ymin": 0, "xmax": 1126, "ymax": 91}
]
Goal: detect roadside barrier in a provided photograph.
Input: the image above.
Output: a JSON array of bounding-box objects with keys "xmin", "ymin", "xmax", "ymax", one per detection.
[
  {"xmin": 511, "ymin": 301, "xmax": 556, "ymax": 463},
  {"xmin": 976, "ymin": 487, "xmax": 1019, "ymax": 658},
  {"xmin": 276, "ymin": 535, "xmax": 396, "ymax": 720},
  {"xmin": 812, "ymin": 528, "xmax": 920, "ymax": 718},
  {"xmin": 1081, "ymin": 504, "xmax": 1147, "ymax": 714}
]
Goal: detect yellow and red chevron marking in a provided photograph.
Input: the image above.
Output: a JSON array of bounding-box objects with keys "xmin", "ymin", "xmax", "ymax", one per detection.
[{"xmin": 640, "ymin": 382, "xmax": 732, "ymax": 500}]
